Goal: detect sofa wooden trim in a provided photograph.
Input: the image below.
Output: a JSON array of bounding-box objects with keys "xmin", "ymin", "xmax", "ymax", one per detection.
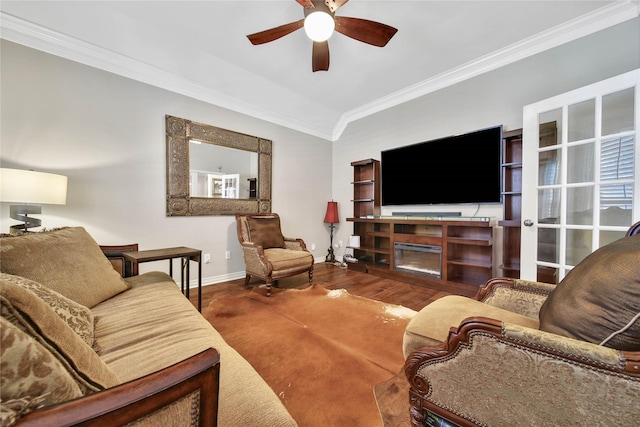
[{"xmin": 15, "ymin": 348, "xmax": 220, "ymax": 427}]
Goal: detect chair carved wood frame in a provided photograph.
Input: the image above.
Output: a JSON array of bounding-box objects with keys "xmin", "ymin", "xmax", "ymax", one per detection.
[{"xmin": 235, "ymin": 213, "xmax": 314, "ymax": 296}]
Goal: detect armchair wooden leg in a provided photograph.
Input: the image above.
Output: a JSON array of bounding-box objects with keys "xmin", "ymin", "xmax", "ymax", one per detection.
[
  {"xmin": 244, "ymin": 274, "xmax": 251, "ymax": 286},
  {"xmin": 266, "ymin": 280, "xmax": 272, "ymax": 297}
]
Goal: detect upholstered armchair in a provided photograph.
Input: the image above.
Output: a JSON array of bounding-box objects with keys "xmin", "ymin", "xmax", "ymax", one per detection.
[
  {"xmin": 404, "ymin": 223, "xmax": 640, "ymax": 426},
  {"xmin": 235, "ymin": 213, "xmax": 314, "ymax": 296}
]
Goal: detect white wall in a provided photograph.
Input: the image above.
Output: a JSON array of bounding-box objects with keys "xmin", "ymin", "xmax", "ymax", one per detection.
[
  {"xmin": 0, "ymin": 40, "xmax": 332, "ymax": 285},
  {"xmin": 331, "ymin": 17, "xmax": 640, "ymax": 270}
]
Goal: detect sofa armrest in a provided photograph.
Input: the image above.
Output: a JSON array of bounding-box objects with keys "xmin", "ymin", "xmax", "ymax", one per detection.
[
  {"xmin": 474, "ymin": 277, "xmax": 556, "ymax": 319},
  {"xmin": 16, "ymin": 348, "xmax": 220, "ymax": 427},
  {"xmin": 405, "ymin": 318, "xmax": 640, "ymax": 426}
]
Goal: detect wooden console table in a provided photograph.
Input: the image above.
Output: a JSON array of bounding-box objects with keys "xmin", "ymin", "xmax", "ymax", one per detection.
[{"xmin": 124, "ymin": 247, "xmax": 202, "ymax": 311}]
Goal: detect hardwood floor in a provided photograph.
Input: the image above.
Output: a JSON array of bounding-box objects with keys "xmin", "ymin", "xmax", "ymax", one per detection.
[{"xmin": 190, "ymin": 262, "xmax": 479, "ymax": 312}]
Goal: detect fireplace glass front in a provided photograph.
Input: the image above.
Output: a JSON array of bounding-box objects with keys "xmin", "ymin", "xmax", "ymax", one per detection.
[{"xmin": 394, "ymin": 243, "xmax": 442, "ymax": 279}]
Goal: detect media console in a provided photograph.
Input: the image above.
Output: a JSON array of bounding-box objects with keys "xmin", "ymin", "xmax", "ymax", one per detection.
[{"xmin": 346, "ymin": 216, "xmax": 494, "ymax": 295}]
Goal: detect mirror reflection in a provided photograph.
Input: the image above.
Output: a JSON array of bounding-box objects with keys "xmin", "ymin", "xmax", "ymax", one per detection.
[{"xmin": 189, "ymin": 141, "xmax": 258, "ymax": 199}]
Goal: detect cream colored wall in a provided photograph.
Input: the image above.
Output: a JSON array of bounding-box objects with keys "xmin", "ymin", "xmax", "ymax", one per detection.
[{"xmin": 0, "ymin": 40, "xmax": 332, "ymax": 285}]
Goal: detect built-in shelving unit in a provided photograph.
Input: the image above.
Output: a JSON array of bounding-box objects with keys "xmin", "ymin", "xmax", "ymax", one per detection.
[
  {"xmin": 499, "ymin": 128, "xmax": 523, "ymax": 278},
  {"xmin": 347, "ymin": 216, "xmax": 493, "ymax": 293},
  {"xmin": 351, "ymin": 159, "xmax": 381, "ymax": 218},
  {"xmin": 348, "ymin": 159, "xmax": 494, "ymax": 294}
]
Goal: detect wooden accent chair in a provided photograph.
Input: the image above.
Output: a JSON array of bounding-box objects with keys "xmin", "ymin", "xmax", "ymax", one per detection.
[
  {"xmin": 404, "ymin": 222, "xmax": 640, "ymax": 426},
  {"xmin": 235, "ymin": 213, "xmax": 314, "ymax": 296}
]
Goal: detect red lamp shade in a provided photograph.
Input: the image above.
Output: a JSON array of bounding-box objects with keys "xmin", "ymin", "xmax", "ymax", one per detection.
[{"xmin": 323, "ymin": 201, "xmax": 339, "ymax": 224}]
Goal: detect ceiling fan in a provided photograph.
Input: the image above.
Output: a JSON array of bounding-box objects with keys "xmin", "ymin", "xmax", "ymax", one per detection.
[{"xmin": 247, "ymin": 0, "xmax": 398, "ymax": 72}]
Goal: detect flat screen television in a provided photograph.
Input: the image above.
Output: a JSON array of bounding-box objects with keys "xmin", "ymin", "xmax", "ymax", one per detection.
[{"xmin": 381, "ymin": 125, "xmax": 503, "ymax": 206}]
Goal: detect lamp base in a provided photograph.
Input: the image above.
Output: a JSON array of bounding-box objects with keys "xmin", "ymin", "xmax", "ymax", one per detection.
[
  {"xmin": 9, "ymin": 205, "xmax": 42, "ymax": 234},
  {"xmin": 325, "ymin": 246, "xmax": 336, "ymax": 263}
]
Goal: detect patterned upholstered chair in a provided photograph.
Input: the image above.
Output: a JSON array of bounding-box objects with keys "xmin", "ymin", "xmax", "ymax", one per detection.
[
  {"xmin": 235, "ymin": 213, "xmax": 314, "ymax": 296},
  {"xmin": 404, "ymin": 222, "xmax": 640, "ymax": 426}
]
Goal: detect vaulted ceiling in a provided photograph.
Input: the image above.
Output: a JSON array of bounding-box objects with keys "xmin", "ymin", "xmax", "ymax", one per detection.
[{"xmin": 1, "ymin": 1, "xmax": 638, "ymax": 141}]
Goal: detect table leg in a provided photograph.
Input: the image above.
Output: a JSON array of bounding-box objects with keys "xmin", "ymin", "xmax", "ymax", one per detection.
[
  {"xmin": 185, "ymin": 257, "xmax": 191, "ymax": 300},
  {"xmin": 198, "ymin": 256, "xmax": 202, "ymax": 312}
]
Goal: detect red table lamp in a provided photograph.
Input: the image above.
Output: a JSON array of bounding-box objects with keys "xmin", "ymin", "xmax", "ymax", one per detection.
[{"xmin": 323, "ymin": 201, "xmax": 339, "ymax": 263}]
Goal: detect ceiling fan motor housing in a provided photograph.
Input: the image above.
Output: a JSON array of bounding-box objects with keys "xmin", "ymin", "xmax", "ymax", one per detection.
[{"xmin": 304, "ymin": 1, "xmax": 335, "ymax": 19}]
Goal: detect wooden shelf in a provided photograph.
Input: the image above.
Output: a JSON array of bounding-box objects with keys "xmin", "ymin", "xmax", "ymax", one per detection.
[
  {"xmin": 351, "ymin": 159, "xmax": 380, "ymax": 219},
  {"xmin": 500, "ymin": 128, "xmax": 523, "ymax": 278},
  {"xmin": 447, "ymin": 238, "xmax": 492, "ymax": 246}
]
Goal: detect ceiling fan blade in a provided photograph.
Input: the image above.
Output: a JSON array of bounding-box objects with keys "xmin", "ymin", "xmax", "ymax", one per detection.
[
  {"xmin": 325, "ymin": 0, "xmax": 349, "ymax": 12},
  {"xmin": 334, "ymin": 16, "xmax": 397, "ymax": 47},
  {"xmin": 247, "ymin": 19, "xmax": 304, "ymax": 45},
  {"xmin": 312, "ymin": 41, "xmax": 330, "ymax": 72},
  {"xmin": 296, "ymin": 0, "xmax": 315, "ymax": 7}
]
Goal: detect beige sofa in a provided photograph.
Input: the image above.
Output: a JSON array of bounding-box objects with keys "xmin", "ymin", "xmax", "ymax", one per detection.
[
  {"xmin": 0, "ymin": 227, "xmax": 297, "ymax": 426},
  {"xmin": 403, "ymin": 226, "xmax": 640, "ymax": 426}
]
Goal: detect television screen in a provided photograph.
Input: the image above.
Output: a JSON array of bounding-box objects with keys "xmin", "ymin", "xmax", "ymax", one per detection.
[{"xmin": 381, "ymin": 125, "xmax": 503, "ymax": 206}]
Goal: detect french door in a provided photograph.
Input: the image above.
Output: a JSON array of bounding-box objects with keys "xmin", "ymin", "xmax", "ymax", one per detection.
[{"xmin": 521, "ymin": 69, "xmax": 639, "ymax": 283}]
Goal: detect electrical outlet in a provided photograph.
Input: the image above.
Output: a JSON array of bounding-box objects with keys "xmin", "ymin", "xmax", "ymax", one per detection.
[
  {"xmin": 338, "ymin": 240, "xmax": 343, "ymax": 247},
  {"xmin": 225, "ymin": 251, "xmax": 231, "ymax": 260},
  {"xmin": 311, "ymin": 243, "xmax": 316, "ymax": 250},
  {"xmin": 203, "ymin": 253, "xmax": 211, "ymax": 264}
]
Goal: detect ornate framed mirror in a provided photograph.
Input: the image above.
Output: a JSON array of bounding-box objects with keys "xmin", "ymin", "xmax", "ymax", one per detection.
[{"xmin": 165, "ymin": 115, "xmax": 272, "ymax": 216}]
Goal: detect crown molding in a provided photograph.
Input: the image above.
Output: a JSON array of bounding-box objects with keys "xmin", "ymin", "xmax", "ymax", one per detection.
[
  {"xmin": 0, "ymin": 12, "xmax": 333, "ymax": 141},
  {"xmin": 332, "ymin": 1, "xmax": 639, "ymax": 141},
  {"xmin": 2, "ymin": 2, "xmax": 637, "ymax": 143}
]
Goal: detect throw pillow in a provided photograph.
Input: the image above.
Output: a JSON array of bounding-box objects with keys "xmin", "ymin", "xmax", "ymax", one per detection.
[
  {"xmin": 1, "ymin": 273, "xmax": 94, "ymax": 347},
  {"xmin": 1, "ymin": 281, "xmax": 121, "ymax": 392},
  {"xmin": 0, "ymin": 395, "xmax": 47, "ymax": 427},
  {"xmin": 0, "ymin": 317, "xmax": 83, "ymax": 415},
  {"xmin": 0, "ymin": 227, "xmax": 128, "ymax": 308},
  {"xmin": 539, "ymin": 235, "xmax": 640, "ymax": 350},
  {"xmin": 246, "ymin": 216, "xmax": 285, "ymax": 249}
]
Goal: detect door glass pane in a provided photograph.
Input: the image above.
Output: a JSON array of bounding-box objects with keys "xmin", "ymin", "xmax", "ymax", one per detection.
[
  {"xmin": 539, "ymin": 111, "xmax": 561, "ymax": 148},
  {"xmin": 567, "ymin": 186, "xmax": 594, "ymax": 225},
  {"xmin": 600, "ymin": 184, "xmax": 633, "ymax": 226},
  {"xmin": 537, "ymin": 266, "xmax": 558, "ymax": 284},
  {"xmin": 538, "ymin": 188, "xmax": 560, "ymax": 223},
  {"xmin": 568, "ymin": 99, "xmax": 595, "ymax": 141},
  {"xmin": 567, "ymin": 143, "xmax": 594, "ymax": 183},
  {"xmin": 601, "ymin": 136, "xmax": 634, "ymax": 181},
  {"xmin": 538, "ymin": 228, "xmax": 558, "ymax": 263},
  {"xmin": 566, "ymin": 228, "xmax": 592, "ymax": 266},
  {"xmin": 602, "ymin": 87, "xmax": 635, "ymax": 135},
  {"xmin": 539, "ymin": 149, "xmax": 561, "ymax": 185},
  {"xmin": 600, "ymin": 230, "xmax": 627, "ymax": 246}
]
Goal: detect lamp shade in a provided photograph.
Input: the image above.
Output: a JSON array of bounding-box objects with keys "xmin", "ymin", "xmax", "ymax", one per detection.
[
  {"xmin": 323, "ymin": 201, "xmax": 339, "ymax": 224},
  {"xmin": 0, "ymin": 168, "xmax": 68, "ymax": 205}
]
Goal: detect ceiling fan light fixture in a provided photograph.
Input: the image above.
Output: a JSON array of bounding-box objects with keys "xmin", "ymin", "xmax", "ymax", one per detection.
[{"xmin": 304, "ymin": 11, "xmax": 335, "ymax": 42}]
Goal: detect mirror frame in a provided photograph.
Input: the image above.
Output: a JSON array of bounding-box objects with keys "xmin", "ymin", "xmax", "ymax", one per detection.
[{"xmin": 165, "ymin": 115, "xmax": 272, "ymax": 216}]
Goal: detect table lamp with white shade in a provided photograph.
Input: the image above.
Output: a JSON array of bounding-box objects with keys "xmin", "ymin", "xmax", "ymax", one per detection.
[{"xmin": 0, "ymin": 168, "xmax": 68, "ymax": 234}]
